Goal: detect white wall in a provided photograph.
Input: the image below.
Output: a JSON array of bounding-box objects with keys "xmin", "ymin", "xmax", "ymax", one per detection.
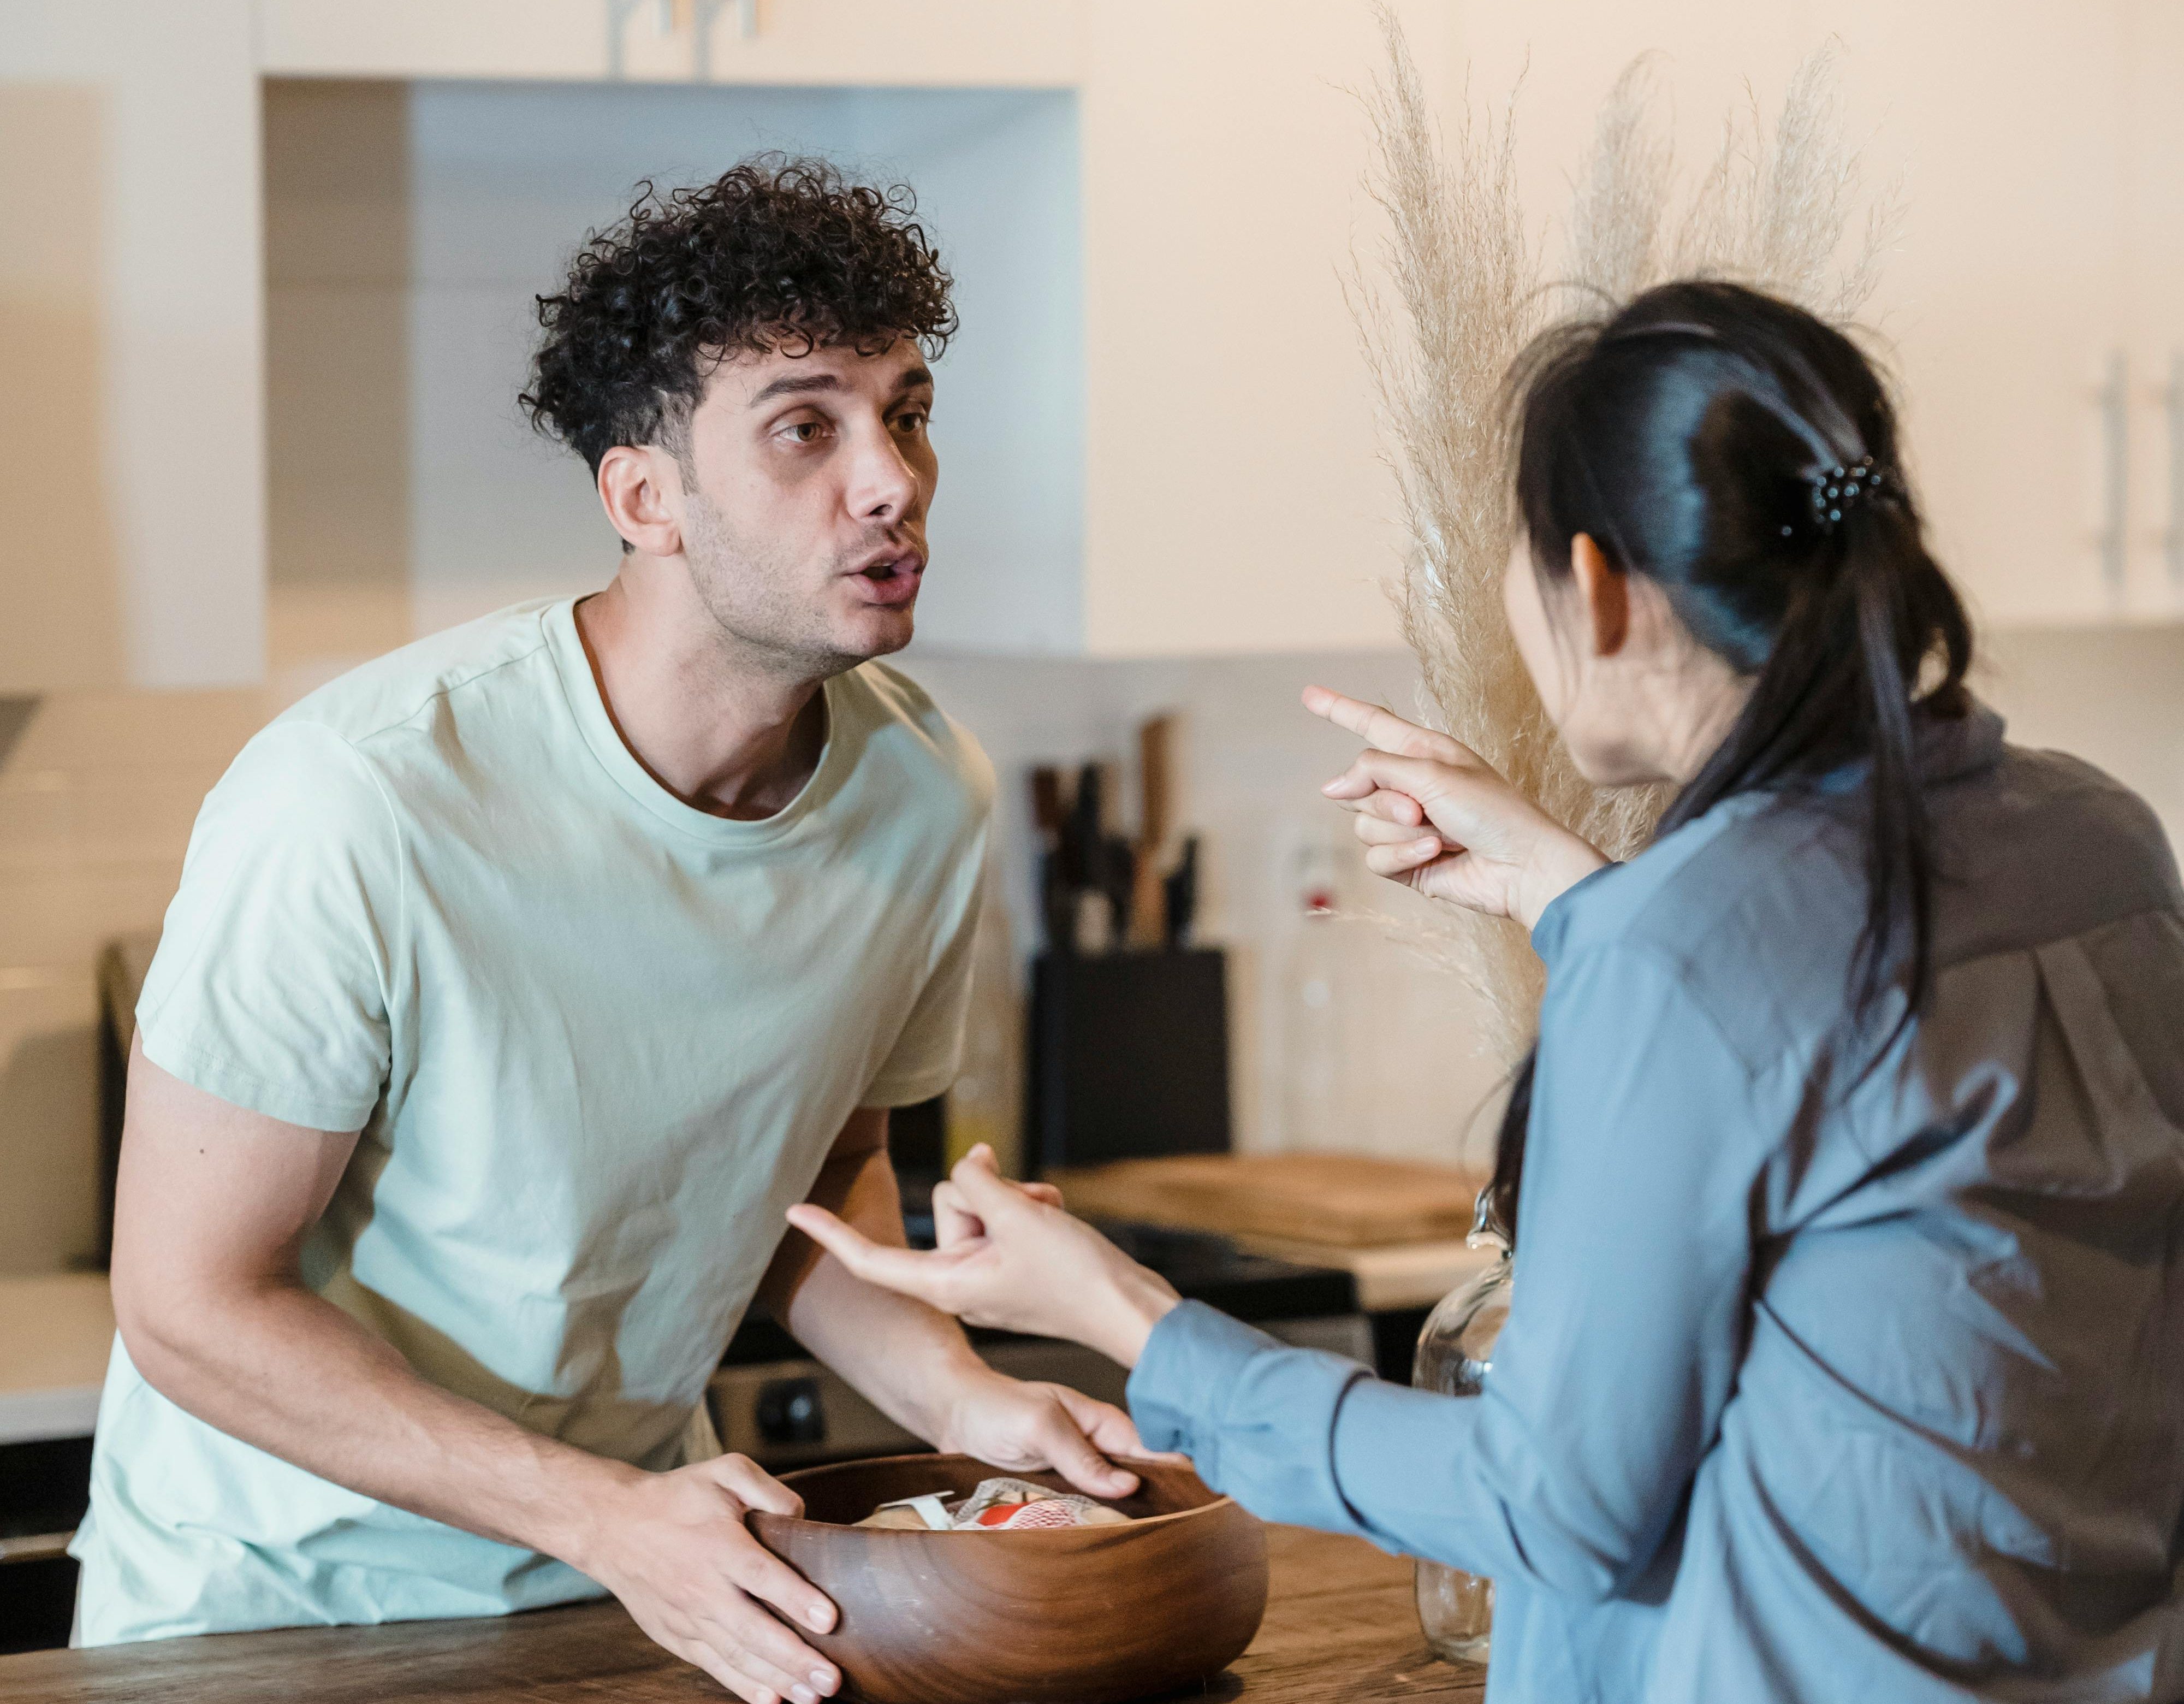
[
  {"xmin": 4, "ymin": 616, "xmax": 2180, "ymax": 1276},
  {"xmin": 1978, "ymin": 626, "xmax": 2184, "ymax": 847},
  {"xmin": 0, "ymin": 687, "xmax": 265, "ymax": 1275},
  {"xmin": 901, "ymin": 643, "xmax": 1517, "ymax": 1170},
  {"xmin": 899, "ymin": 619, "xmax": 2184, "ymax": 1175}
]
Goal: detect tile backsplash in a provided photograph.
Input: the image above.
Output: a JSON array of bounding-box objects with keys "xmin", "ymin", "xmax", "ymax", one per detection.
[
  {"xmin": 0, "ymin": 688, "xmax": 266, "ymax": 1274},
  {"xmin": 4, "ymin": 620, "xmax": 2180, "ymax": 1278}
]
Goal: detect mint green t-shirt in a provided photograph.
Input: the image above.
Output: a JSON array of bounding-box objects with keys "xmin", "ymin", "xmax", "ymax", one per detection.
[{"xmin": 72, "ymin": 597, "xmax": 993, "ymax": 1644}]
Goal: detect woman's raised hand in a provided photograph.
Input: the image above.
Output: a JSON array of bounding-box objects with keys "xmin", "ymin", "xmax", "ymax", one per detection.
[
  {"xmin": 1303, "ymin": 685, "xmax": 1609, "ymax": 932},
  {"xmin": 786, "ymin": 1147, "xmax": 1182, "ymax": 1370}
]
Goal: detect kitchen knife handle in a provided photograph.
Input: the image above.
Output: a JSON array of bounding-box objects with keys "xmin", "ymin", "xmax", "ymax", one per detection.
[{"xmin": 1163, "ymin": 837, "xmax": 1200, "ymax": 949}]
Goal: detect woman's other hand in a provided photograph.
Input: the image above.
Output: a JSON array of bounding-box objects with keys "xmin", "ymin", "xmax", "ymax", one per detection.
[
  {"xmin": 1303, "ymin": 685, "xmax": 1609, "ymax": 931},
  {"xmin": 785, "ymin": 1146, "xmax": 1182, "ymax": 1369}
]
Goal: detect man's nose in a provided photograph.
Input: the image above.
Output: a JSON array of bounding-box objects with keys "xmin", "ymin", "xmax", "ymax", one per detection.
[{"xmin": 846, "ymin": 423, "xmax": 919, "ymax": 522}]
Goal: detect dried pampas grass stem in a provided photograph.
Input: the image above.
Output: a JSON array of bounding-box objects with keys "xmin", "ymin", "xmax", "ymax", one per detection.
[{"xmin": 1350, "ymin": 9, "xmax": 1895, "ymax": 1065}]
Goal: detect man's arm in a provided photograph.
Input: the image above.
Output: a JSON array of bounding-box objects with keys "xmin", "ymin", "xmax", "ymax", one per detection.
[
  {"xmin": 757, "ymin": 1110, "xmax": 1147, "ymax": 1497},
  {"xmin": 111, "ymin": 1039, "xmax": 842, "ymax": 1704}
]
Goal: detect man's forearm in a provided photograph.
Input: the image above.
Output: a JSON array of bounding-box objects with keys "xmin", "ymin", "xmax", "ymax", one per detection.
[
  {"xmin": 763, "ymin": 1143, "xmax": 994, "ymax": 1446},
  {"xmin": 123, "ymin": 1281, "xmax": 630, "ymax": 1572}
]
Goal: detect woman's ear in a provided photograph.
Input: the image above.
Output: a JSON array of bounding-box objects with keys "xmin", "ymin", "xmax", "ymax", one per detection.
[
  {"xmin": 597, "ymin": 444, "xmax": 686, "ymax": 559},
  {"xmin": 1569, "ymin": 533, "xmax": 1630, "ymax": 660}
]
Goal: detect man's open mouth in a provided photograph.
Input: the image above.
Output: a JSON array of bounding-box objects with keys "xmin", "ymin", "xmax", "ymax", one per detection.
[
  {"xmin": 858, "ymin": 550, "xmax": 923, "ymax": 582},
  {"xmin": 851, "ymin": 548, "xmax": 925, "ymax": 606}
]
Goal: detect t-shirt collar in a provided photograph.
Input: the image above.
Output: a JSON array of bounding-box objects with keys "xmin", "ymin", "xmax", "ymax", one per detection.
[{"xmin": 543, "ymin": 595, "xmax": 845, "ymax": 844}]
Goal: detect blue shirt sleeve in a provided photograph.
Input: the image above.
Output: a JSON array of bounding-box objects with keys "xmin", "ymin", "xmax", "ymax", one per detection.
[{"xmin": 1127, "ymin": 937, "xmax": 1770, "ymax": 1601}]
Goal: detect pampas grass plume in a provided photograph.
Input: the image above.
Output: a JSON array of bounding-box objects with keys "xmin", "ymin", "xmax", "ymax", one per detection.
[{"xmin": 1351, "ymin": 8, "xmax": 1894, "ymax": 1064}]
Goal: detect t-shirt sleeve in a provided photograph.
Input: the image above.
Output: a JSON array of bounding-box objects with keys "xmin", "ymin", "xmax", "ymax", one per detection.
[
  {"xmin": 862, "ymin": 832, "xmax": 992, "ymax": 1111},
  {"xmin": 135, "ymin": 719, "xmax": 401, "ymax": 1132}
]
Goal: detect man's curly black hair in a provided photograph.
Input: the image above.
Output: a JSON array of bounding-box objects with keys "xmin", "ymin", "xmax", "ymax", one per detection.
[{"xmin": 521, "ymin": 154, "xmax": 957, "ymax": 475}]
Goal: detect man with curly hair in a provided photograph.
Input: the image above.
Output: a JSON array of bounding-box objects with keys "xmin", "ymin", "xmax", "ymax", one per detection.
[{"xmin": 75, "ymin": 158, "xmax": 1143, "ymax": 1703}]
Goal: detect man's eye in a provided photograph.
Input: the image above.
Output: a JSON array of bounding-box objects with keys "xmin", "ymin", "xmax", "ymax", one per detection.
[
  {"xmin": 781, "ymin": 420, "xmax": 829, "ymax": 445},
  {"xmin": 893, "ymin": 410, "xmax": 929, "ymax": 434}
]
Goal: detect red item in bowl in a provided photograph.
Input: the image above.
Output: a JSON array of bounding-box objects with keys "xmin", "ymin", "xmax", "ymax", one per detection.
[{"xmin": 976, "ymin": 1500, "xmax": 1085, "ymax": 1530}]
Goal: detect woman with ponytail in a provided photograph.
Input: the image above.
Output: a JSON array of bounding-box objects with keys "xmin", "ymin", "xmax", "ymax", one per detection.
[{"xmin": 788, "ymin": 282, "xmax": 2184, "ymax": 1704}]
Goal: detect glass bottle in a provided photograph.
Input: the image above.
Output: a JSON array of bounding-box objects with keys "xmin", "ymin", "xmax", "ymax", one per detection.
[{"xmin": 1411, "ymin": 1188, "xmax": 1511, "ymax": 1666}]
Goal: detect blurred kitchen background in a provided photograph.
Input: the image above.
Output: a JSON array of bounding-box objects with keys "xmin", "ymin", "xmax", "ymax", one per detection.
[{"xmin": 3, "ymin": 0, "xmax": 2182, "ymax": 1642}]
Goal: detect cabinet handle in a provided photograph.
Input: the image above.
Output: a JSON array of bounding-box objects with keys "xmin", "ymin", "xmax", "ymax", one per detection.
[
  {"xmin": 612, "ymin": 0, "xmax": 759, "ymax": 81},
  {"xmin": 2098, "ymin": 348, "xmax": 2129, "ymax": 602},
  {"xmin": 606, "ymin": 0, "xmax": 641, "ymax": 77},
  {"xmin": 2167, "ymin": 350, "xmax": 2184, "ymax": 591},
  {"xmin": 689, "ymin": 0, "xmax": 756, "ymax": 79}
]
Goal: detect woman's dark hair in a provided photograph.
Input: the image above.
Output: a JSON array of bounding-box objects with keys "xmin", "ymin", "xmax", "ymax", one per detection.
[
  {"xmin": 521, "ymin": 154, "xmax": 957, "ymax": 478},
  {"xmin": 1485, "ymin": 280, "xmax": 1973, "ymax": 1244}
]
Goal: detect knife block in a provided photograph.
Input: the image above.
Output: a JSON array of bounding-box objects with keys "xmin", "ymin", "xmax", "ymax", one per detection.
[{"xmin": 1024, "ymin": 947, "xmax": 1231, "ymax": 1175}]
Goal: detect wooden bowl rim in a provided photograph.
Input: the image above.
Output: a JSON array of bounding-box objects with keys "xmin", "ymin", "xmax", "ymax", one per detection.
[{"xmin": 750, "ymin": 1450, "xmax": 1241, "ymax": 1539}]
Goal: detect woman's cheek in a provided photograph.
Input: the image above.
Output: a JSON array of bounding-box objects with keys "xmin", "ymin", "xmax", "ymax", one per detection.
[{"xmin": 1503, "ymin": 554, "xmax": 1573, "ymax": 726}]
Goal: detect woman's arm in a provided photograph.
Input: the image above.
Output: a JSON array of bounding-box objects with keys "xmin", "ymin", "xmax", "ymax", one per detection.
[
  {"xmin": 793, "ymin": 943, "xmax": 1767, "ymax": 1600},
  {"xmin": 787, "ymin": 1146, "xmax": 1182, "ymax": 1366},
  {"xmin": 1133, "ymin": 942, "xmax": 1764, "ymax": 1595},
  {"xmin": 758, "ymin": 1109, "xmax": 1151, "ymax": 1498}
]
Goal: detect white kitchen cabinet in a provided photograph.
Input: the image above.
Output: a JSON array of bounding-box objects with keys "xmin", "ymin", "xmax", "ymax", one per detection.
[
  {"xmin": 259, "ymin": 0, "xmax": 1432, "ymax": 662},
  {"xmin": 1848, "ymin": 2, "xmax": 2133, "ymax": 630},
  {"xmin": 0, "ymin": 0, "xmax": 265, "ymax": 691},
  {"xmin": 239, "ymin": 0, "xmax": 2184, "ymax": 649},
  {"xmin": 1447, "ymin": 0, "xmax": 2174, "ymax": 632},
  {"xmin": 257, "ymin": 0, "xmax": 1083, "ymax": 88},
  {"xmin": 1070, "ymin": 2, "xmax": 1423, "ymax": 655},
  {"xmin": 10, "ymin": 1, "xmax": 2173, "ymax": 695},
  {"xmin": 2123, "ymin": 0, "xmax": 2184, "ymax": 623}
]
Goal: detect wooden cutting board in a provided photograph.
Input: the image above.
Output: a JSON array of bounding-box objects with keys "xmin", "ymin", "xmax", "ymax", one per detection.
[{"xmin": 1051, "ymin": 1152, "xmax": 1488, "ymax": 1249}]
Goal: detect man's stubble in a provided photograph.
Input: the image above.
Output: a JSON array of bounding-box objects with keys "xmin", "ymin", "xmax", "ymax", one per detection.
[{"xmin": 679, "ymin": 484, "xmax": 875, "ymax": 685}]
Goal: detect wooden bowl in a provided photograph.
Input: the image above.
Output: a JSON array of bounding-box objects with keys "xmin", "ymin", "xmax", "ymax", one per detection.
[{"xmin": 749, "ymin": 1453, "xmax": 1268, "ymax": 1704}]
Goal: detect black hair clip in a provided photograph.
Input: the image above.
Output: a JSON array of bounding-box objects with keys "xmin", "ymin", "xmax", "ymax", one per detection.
[{"xmin": 1809, "ymin": 456, "xmax": 1885, "ymax": 530}]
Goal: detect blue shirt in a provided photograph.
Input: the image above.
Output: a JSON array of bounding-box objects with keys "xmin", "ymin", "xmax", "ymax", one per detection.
[{"xmin": 1129, "ymin": 707, "xmax": 2184, "ymax": 1703}]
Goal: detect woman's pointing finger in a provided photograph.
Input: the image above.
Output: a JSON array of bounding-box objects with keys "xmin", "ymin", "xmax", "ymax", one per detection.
[
  {"xmin": 785, "ymin": 1204, "xmax": 959, "ymax": 1309},
  {"xmin": 1302, "ymin": 685, "xmax": 1460, "ymax": 762}
]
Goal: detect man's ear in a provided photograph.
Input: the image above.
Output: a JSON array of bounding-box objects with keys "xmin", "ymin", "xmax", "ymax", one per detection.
[
  {"xmin": 1569, "ymin": 532, "xmax": 1630, "ymax": 659},
  {"xmin": 597, "ymin": 444, "xmax": 685, "ymax": 558}
]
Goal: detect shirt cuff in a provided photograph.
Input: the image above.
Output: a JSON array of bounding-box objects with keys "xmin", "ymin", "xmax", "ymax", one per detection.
[
  {"xmin": 1529, "ymin": 858, "xmax": 1623, "ymax": 963},
  {"xmin": 1126, "ymin": 1300, "xmax": 1374, "ymax": 1536}
]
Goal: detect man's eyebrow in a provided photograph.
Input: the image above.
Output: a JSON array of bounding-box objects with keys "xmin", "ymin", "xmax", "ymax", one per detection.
[
  {"xmin": 746, "ymin": 372, "xmax": 842, "ymax": 407},
  {"xmin": 744, "ymin": 365, "xmax": 934, "ymax": 407}
]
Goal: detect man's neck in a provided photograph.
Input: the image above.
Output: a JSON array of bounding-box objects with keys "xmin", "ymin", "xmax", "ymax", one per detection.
[{"xmin": 574, "ymin": 563, "xmax": 830, "ymax": 822}]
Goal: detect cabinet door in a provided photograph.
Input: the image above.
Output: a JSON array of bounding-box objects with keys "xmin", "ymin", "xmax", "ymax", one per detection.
[
  {"xmin": 2124, "ymin": 0, "xmax": 2184, "ymax": 621},
  {"xmin": 1076, "ymin": 1, "xmax": 1429, "ymax": 655},
  {"xmin": 1450, "ymin": 0, "xmax": 2133, "ymax": 630},
  {"xmin": 1855, "ymin": 2, "xmax": 2130, "ymax": 628},
  {"xmin": 0, "ymin": 0, "xmax": 265, "ymax": 690},
  {"xmin": 256, "ymin": 0, "xmax": 1083, "ymax": 87}
]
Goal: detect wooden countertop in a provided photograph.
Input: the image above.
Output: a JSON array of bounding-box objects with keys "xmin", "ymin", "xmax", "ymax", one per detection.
[{"xmin": 0, "ymin": 1523, "xmax": 1483, "ymax": 1703}]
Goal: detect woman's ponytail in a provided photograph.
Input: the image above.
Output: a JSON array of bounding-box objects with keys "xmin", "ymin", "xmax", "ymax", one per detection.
[{"xmin": 1484, "ymin": 281, "xmax": 1973, "ymax": 1247}]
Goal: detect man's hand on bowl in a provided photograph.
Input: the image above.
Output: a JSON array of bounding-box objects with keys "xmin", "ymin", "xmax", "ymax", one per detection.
[
  {"xmin": 937, "ymin": 1367, "xmax": 1159, "ymax": 1501},
  {"xmin": 567, "ymin": 1451, "xmax": 840, "ymax": 1704},
  {"xmin": 787, "ymin": 1146, "xmax": 1182, "ymax": 1370}
]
